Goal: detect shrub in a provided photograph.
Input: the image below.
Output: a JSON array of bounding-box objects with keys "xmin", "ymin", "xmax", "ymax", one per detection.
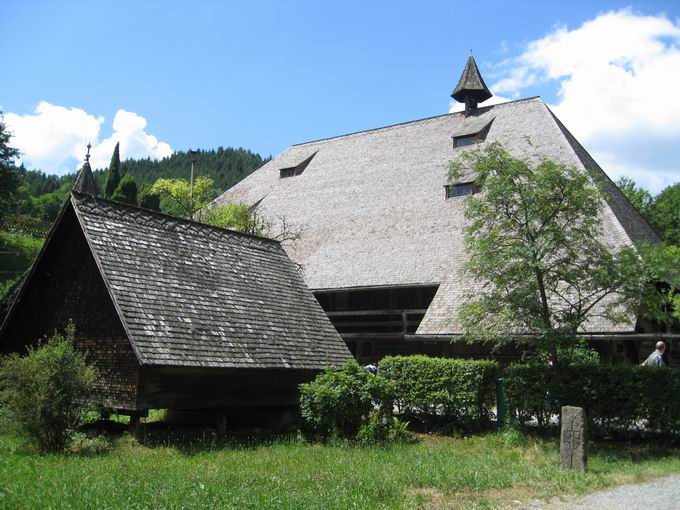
[
  {"xmin": 67, "ymin": 432, "xmax": 112, "ymax": 455},
  {"xmin": 504, "ymin": 363, "xmax": 680, "ymax": 436},
  {"xmin": 0, "ymin": 323, "xmax": 96, "ymax": 452},
  {"xmin": 299, "ymin": 361, "xmax": 394, "ymax": 441},
  {"xmin": 378, "ymin": 356, "xmax": 498, "ymax": 430}
]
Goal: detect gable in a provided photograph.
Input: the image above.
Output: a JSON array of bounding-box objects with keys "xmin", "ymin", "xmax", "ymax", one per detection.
[{"xmin": 0, "ymin": 203, "xmax": 132, "ymax": 355}]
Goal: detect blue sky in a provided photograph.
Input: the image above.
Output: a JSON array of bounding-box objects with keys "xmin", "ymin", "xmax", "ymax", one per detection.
[{"xmin": 2, "ymin": 1, "xmax": 680, "ymax": 192}]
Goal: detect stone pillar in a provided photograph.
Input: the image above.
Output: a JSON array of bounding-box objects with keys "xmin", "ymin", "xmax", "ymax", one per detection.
[{"xmin": 560, "ymin": 406, "xmax": 587, "ymax": 470}]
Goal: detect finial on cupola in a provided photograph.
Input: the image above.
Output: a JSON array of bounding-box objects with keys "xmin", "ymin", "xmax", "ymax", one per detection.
[
  {"xmin": 73, "ymin": 142, "xmax": 98, "ymax": 195},
  {"xmin": 451, "ymin": 52, "xmax": 493, "ymax": 115}
]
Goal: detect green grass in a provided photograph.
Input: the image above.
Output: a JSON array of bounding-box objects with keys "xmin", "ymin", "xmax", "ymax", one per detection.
[{"xmin": 1, "ymin": 432, "xmax": 680, "ymax": 509}]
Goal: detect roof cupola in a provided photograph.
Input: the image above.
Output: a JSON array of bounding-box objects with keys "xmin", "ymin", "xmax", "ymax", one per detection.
[
  {"xmin": 73, "ymin": 142, "xmax": 98, "ymax": 195},
  {"xmin": 451, "ymin": 53, "xmax": 492, "ymax": 115}
]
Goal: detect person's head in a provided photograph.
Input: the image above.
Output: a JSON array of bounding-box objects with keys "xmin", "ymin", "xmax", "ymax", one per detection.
[{"xmin": 656, "ymin": 341, "xmax": 666, "ymax": 353}]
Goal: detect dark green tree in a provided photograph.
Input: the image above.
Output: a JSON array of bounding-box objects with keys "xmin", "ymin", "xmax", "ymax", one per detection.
[
  {"xmin": 137, "ymin": 184, "xmax": 160, "ymax": 211},
  {"xmin": 649, "ymin": 183, "xmax": 680, "ymax": 247},
  {"xmin": 111, "ymin": 174, "xmax": 138, "ymax": 205},
  {"xmin": 104, "ymin": 142, "xmax": 121, "ymax": 198},
  {"xmin": 0, "ymin": 113, "xmax": 21, "ymax": 221}
]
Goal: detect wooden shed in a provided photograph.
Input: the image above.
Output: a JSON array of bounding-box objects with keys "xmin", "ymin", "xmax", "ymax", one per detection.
[{"xmin": 0, "ymin": 165, "xmax": 351, "ymax": 417}]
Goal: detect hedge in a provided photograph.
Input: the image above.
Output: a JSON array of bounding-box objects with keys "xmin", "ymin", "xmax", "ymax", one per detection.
[
  {"xmin": 504, "ymin": 363, "xmax": 680, "ymax": 436},
  {"xmin": 378, "ymin": 355, "xmax": 498, "ymax": 429}
]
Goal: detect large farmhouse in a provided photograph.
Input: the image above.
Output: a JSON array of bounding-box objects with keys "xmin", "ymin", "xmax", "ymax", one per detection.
[
  {"xmin": 215, "ymin": 56, "xmax": 667, "ymax": 365},
  {"xmin": 0, "ymin": 161, "xmax": 351, "ymax": 417}
]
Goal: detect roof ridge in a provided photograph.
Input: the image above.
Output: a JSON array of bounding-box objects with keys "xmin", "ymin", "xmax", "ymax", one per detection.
[
  {"xmin": 70, "ymin": 191, "xmax": 282, "ymax": 246},
  {"xmin": 543, "ymin": 105, "xmax": 661, "ymax": 245},
  {"xmin": 292, "ymin": 96, "xmax": 541, "ymax": 147}
]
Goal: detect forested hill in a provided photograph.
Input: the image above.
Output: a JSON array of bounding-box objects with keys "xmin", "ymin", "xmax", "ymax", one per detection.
[
  {"xmin": 20, "ymin": 147, "xmax": 269, "ymax": 197},
  {"xmin": 115, "ymin": 147, "xmax": 268, "ymax": 191}
]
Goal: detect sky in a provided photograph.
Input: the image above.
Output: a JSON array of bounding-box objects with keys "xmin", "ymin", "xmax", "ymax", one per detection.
[{"xmin": 2, "ymin": 0, "xmax": 680, "ymax": 194}]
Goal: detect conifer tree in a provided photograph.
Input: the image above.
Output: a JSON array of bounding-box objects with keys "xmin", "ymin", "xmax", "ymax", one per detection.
[
  {"xmin": 111, "ymin": 174, "xmax": 138, "ymax": 205},
  {"xmin": 104, "ymin": 142, "xmax": 121, "ymax": 198}
]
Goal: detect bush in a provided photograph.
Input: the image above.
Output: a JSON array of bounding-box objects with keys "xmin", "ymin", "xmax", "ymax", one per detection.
[
  {"xmin": 67, "ymin": 432, "xmax": 112, "ymax": 455},
  {"xmin": 504, "ymin": 363, "xmax": 680, "ymax": 436},
  {"xmin": 378, "ymin": 356, "xmax": 498, "ymax": 430},
  {"xmin": 0, "ymin": 323, "xmax": 96, "ymax": 452},
  {"xmin": 299, "ymin": 361, "xmax": 394, "ymax": 441}
]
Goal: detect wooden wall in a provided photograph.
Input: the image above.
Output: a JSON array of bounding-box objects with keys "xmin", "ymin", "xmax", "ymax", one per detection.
[{"xmin": 0, "ymin": 205, "xmax": 142, "ymax": 410}]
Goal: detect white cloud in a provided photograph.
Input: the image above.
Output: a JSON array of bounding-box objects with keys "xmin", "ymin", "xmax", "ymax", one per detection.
[
  {"xmin": 490, "ymin": 9, "xmax": 680, "ymax": 194},
  {"xmin": 449, "ymin": 94, "xmax": 512, "ymax": 113},
  {"xmin": 5, "ymin": 102, "xmax": 172, "ymax": 175}
]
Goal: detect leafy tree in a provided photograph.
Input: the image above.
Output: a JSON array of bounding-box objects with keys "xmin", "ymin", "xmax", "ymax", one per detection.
[
  {"xmin": 0, "ymin": 322, "xmax": 96, "ymax": 452},
  {"xmin": 150, "ymin": 176, "xmax": 216, "ymax": 219},
  {"xmin": 111, "ymin": 174, "xmax": 138, "ymax": 205},
  {"xmin": 104, "ymin": 142, "xmax": 121, "ymax": 198},
  {"xmin": 448, "ymin": 143, "xmax": 666, "ymax": 368},
  {"xmin": 615, "ymin": 176, "xmax": 653, "ymax": 217},
  {"xmin": 0, "ymin": 113, "xmax": 21, "ymax": 221},
  {"xmin": 204, "ymin": 202, "xmax": 267, "ymax": 235},
  {"xmin": 137, "ymin": 184, "xmax": 160, "ymax": 211},
  {"xmin": 648, "ymin": 183, "xmax": 680, "ymax": 247},
  {"xmin": 204, "ymin": 202, "xmax": 303, "ymax": 247}
]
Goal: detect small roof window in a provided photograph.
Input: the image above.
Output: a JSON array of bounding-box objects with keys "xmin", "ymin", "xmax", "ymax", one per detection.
[
  {"xmin": 279, "ymin": 151, "xmax": 317, "ymax": 179},
  {"xmin": 452, "ymin": 119, "xmax": 494, "ymax": 149},
  {"xmin": 445, "ymin": 182, "xmax": 479, "ymax": 199}
]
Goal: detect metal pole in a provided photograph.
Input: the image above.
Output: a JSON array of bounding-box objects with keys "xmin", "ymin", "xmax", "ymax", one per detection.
[{"xmin": 189, "ymin": 150, "xmax": 198, "ymax": 220}]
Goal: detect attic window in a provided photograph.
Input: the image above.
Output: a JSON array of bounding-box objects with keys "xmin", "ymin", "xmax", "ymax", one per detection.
[
  {"xmin": 279, "ymin": 151, "xmax": 318, "ymax": 179},
  {"xmin": 445, "ymin": 182, "xmax": 478, "ymax": 198},
  {"xmin": 453, "ymin": 134, "xmax": 478, "ymax": 148},
  {"xmin": 452, "ymin": 118, "xmax": 494, "ymax": 149},
  {"xmin": 280, "ymin": 167, "xmax": 297, "ymax": 178}
]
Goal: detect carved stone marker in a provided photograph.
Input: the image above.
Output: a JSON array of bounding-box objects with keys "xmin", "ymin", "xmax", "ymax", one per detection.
[{"xmin": 560, "ymin": 406, "xmax": 587, "ymax": 470}]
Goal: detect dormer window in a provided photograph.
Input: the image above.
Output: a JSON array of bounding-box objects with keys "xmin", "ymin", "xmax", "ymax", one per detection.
[
  {"xmin": 445, "ymin": 182, "xmax": 479, "ymax": 198},
  {"xmin": 280, "ymin": 167, "xmax": 297, "ymax": 178},
  {"xmin": 279, "ymin": 151, "xmax": 318, "ymax": 179},
  {"xmin": 452, "ymin": 118, "xmax": 494, "ymax": 149},
  {"xmin": 453, "ymin": 134, "xmax": 478, "ymax": 148}
]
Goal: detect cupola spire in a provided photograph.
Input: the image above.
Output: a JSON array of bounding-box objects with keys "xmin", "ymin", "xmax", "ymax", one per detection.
[
  {"xmin": 73, "ymin": 142, "xmax": 98, "ymax": 195},
  {"xmin": 451, "ymin": 53, "xmax": 492, "ymax": 114}
]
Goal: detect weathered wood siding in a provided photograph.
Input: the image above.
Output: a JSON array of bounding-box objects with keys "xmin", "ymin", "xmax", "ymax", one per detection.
[
  {"xmin": 1, "ymin": 206, "xmax": 142, "ymax": 410},
  {"xmin": 141, "ymin": 366, "xmax": 319, "ymax": 410}
]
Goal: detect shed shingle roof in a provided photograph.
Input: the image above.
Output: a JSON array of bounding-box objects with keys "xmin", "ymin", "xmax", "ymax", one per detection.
[
  {"xmin": 215, "ymin": 97, "xmax": 659, "ymax": 335},
  {"xmin": 70, "ymin": 192, "xmax": 351, "ymax": 369}
]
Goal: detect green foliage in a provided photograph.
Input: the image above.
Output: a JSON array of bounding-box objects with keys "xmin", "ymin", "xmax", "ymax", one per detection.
[
  {"xmin": 67, "ymin": 432, "xmax": 112, "ymax": 455},
  {"xmin": 0, "ymin": 113, "xmax": 22, "ymax": 222},
  {"xmin": 378, "ymin": 356, "xmax": 498, "ymax": 430},
  {"xmin": 104, "ymin": 142, "xmax": 121, "ymax": 198},
  {"xmin": 299, "ymin": 361, "xmax": 394, "ymax": 441},
  {"xmin": 449, "ymin": 144, "xmax": 653, "ymax": 366},
  {"xmin": 137, "ymin": 184, "xmax": 160, "ymax": 211},
  {"xmin": 0, "ymin": 233, "xmax": 43, "ymax": 286},
  {"xmin": 111, "ymin": 174, "xmax": 138, "ymax": 205},
  {"xmin": 114, "ymin": 147, "xmax": 267, "ymax": 192},
  {"xmin": 204, "ymin": 202, "xmax": 268, "ymax": 235},
  {"xmin": 504, "ymin": 363, "xmax": 680, "ymax": 435},
  {"xmin": 0, "ymin": 323, "xmax": 96, "ymax": 452},
  {"xmin": 648, "ymin": 183, "xmax": 680, "ymax": 247},
  {"xmin": 616, "ymin": 176, "xmax": 654, "ymax": 217},
  {"xmin": 150, "ymin": 176, "xmax": 216, "ymax": 219}
]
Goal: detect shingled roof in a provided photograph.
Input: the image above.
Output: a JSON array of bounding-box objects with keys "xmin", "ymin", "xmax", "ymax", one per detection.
[
  {"xmin": 2, "ymin": 191, "xmax": 351, "ymax": 369},
  {"xmin": 214, "ymin": 96, "xmax": 659, "ymax": 336}
]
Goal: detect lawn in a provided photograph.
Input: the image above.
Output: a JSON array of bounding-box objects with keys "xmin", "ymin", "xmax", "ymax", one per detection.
[{"xmin": 1, "ymin": 430, "xmax": 680, "ymax": 509}]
